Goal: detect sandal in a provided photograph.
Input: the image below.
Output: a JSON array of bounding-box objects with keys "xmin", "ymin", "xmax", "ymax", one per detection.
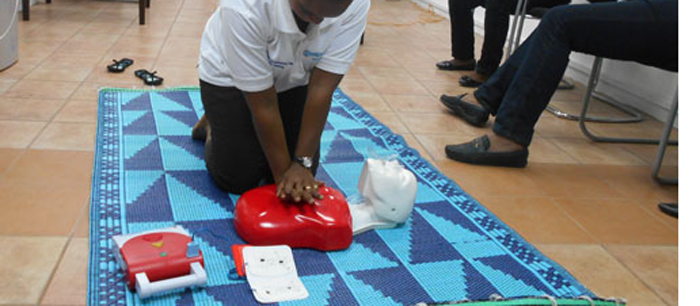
[
  {"xmin": 134, "ymin": 69, "xmax": 163, "ymax": 86},
  {"xmin": 106, "ymin": 58, "xmax": 133, "ymax": 73}
]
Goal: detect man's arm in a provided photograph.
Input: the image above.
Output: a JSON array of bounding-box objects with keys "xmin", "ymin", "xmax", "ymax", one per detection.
[
  {"xmin": 244, "ymin": 87, "xmax": 292, "ymax": 184},
  {"xmin": 295, "ymin": 68, "xmax": 344, "ymax": 159},
  {"xmin": 275, "ymin": 68, "xmax": 344, "ymax": 203}
]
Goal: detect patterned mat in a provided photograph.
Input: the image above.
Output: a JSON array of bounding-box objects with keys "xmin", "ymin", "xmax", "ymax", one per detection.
[{"xmin": 88, "ymin": 87, "xmax": 594, "ymax": 305}]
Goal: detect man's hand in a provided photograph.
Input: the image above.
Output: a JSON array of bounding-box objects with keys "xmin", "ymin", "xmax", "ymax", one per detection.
[{"xmin": 276, "ymin": 163, "xmax": 325, "ymax": 203}]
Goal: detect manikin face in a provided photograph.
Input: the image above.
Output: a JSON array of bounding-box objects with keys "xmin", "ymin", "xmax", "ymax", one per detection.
[{"xmin": 289, "ymin": 0, "xmax": 353, "ymax": 24}]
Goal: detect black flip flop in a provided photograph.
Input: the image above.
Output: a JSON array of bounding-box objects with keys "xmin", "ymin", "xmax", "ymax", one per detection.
[
  {"xmin": 107, "ymin": 58, "xmax": 134, "ymax": 73},
  {"xmin": 134, "ymin": 69, "xmax": 163, "ymax": 86}
]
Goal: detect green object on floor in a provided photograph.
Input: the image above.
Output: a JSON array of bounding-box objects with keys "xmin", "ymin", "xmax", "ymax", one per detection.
[{"xmin": 419, "ymin": 296, "xmax": 626, "ymax": 306}]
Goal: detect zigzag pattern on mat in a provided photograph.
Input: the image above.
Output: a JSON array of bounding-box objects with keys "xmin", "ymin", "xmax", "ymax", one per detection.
[{"xmin": 88, "ymin": 89, "xmax": 593, "ymax": 306}]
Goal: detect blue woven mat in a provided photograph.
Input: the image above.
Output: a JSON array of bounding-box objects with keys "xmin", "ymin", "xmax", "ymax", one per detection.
[{"xmin": 88, "ymin": 87, "xmax": 593, "ymax": 305}]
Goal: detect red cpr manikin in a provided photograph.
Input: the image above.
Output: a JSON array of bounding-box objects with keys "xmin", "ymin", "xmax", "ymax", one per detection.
[{"xmin": 234, "ymin": 185, "xmax": 353, "ymax": 251}]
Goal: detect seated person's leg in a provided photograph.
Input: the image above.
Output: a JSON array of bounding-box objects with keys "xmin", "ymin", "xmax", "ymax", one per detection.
[
  {"xmin": 447, "ymin": 0, "xmax": 677, "ymax": 167},
  {"xmin": 436, "ymin": 0, "xmax": 485, "ymax": 71},
  {"xmin": 199, "ymin": 80, "xmax": 274, "ymax": 194}
]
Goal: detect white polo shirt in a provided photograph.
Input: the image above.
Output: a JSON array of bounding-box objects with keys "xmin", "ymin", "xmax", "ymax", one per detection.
[{"xmin": 199, "ymin": 0, "xmax": 370, "ymax": 93}]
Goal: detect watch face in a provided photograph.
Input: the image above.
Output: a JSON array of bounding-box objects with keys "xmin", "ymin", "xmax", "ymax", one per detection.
[{"xmin": 301, "ymin": 157, "xmax": 312, "ymax": 168}]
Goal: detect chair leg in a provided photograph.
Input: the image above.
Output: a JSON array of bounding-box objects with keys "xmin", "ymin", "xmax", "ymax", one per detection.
[
  {"xmin": 651, "ymin": 88, "xmax": 678, "ymax": 185},
  {"xmin": 579, "ymin": 57, "xmax": 678, "ymax": 144},
  {"xmin": 22, "ymin": 0, "xmax": 29, "ymax": 21},
  {"xmin": 513, "ymin": 0, "xmax": 529, "ymax": 49},
  {"xmin": 506, "ymin": 0, "xmax": 526, "ymax": 58},
  {"xmin": 146, "ymin": 0, "xmax": 150, "ymax": 8},
  {"xmin": 139, "ymin": 0, "xmax": 145, "ymax": 25},
  {"xmin": 550, "ymin": 57, "xmax": 644, "ymax": 123}
]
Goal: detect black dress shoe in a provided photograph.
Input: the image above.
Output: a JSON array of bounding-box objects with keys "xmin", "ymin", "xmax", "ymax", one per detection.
[
  {"xmin": 440, "ymin": 93, "xmax": 489, "ymax": 127},
  {"xmin": 658, "ymin": 203, "xmax": 678, "ymax": 218},
  {"xmin": 459, "ymin": 75, "xmax": 485, "ymax": 87},
  {"xmin": 436, "ymin": 59, "xmax": 476, "ymax": 71},
  {"xmin": 445, "ymin": 135, "xmax": 528, "ymax": 168}
]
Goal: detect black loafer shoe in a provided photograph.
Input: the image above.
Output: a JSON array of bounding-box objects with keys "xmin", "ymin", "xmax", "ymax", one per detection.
[
  {"xmin": 458, "ymin": 75, "xmax": 484, "ymax": 88},
  {"xmin": 436, "ymin": 59, "xmax": 476, "ymax": 71},
  {"xmin": 445, "ymin": 135, "xmax": 528, "ymax": 168},
  {"xmin": 658, "ymin": 203, "xmax": 678, "ymax": 218},
  {"xmin": 440, "ymin": 93, "xmax": 489, "ymax": 127}
]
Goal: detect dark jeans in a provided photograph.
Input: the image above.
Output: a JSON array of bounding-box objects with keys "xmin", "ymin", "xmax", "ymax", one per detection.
[
  {"xmin": 473, "ymin": 0, "xmax": 678, "ymax": 147},
  {"xmin": 199, "ymin": 80, "xmax": 319, "ymax": 194},
  {"xmin": 449, "ymin": 0, "xmax": 570, "ymax": 76}
]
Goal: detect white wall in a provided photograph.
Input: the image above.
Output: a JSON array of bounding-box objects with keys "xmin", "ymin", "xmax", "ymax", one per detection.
[{"xmin": 410, "ymin": 0, "xmax": 678, "ymax": 122}]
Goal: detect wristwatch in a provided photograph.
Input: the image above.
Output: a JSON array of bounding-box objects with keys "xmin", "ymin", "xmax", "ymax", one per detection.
[{"xmin": 293, "ymin": 156, "xmax": 314, "ymax": 170}]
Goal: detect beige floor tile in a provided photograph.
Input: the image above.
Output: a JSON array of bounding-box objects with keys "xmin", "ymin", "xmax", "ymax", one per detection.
[
  {"xmin": 638, "ymin": 199, "xmax": 678, "ymax": 232},
  {"xmin": 354, "ymin": 47, "xmax": 401, "ymax": 67},
  {"xmin": 347, "ymin": 92, "xmax": 392, "ymax": 112},
  {"xmin": 368, "ymin": 77, "xmax": 431, "ymax": 96},
  {"xmin": 3, "ymin": 80, "xmax": 81, "ymax": 101},
  {"xmin": 406, "ymin": 67, "xmax": 463, "ymax": 83},
  {"xmin": 0, "ymin": 79, "xmax": 16, "ymax": 94},
  {"xmin": 339, "ymin": 77, "xmax": 377, "ymax": 95},
  {"xmin": 552, "ymin": 138, "xmax": 647, "ymax": 165},
  {"xmin": 622, "ymin": 143, "xmax": 678, "ymax": 167},
  {"xmin": 527, "ymin": 138, "xmax": 579, "ymax": 164},
  {"xmin": 435, "ymin": 160, "xmax": 547, "ymax": 200},
  {"xmin": 151, "ymin": 67, "xmax": 200, "ymax": 87},
  {"xmin": 554, "ymin": 198, "xmax": 678, "ymax": 245},
  {"xmin": 526, "ymin": 164, "xmax": 624, "ymax": 198},
  {"xmin": 73, "ymin": 206, "xmax": 90, "ymax": 239},
  {"xmin": 31, "ymin": 122, "xmax": 96, "ymax": 151},
  {"xmin": 109, "ymin": 36, "xmax": 166, "ymax": 58},
  {"xmin": 41, "ymin": 238, "xmax": 89, "ymax": 306},
  {"xmin": 160, "ymin": 37, "xmax": 203, "ymax": 59},
  {"xmin": 0, "ymin": 181, "xmax": 89, "ymax": 236},
  {"xmin": 415, "ymin": 134, "xmax": 477, "ymax": 161},
  {"xmin": 368, "ymin": 111, "xmax": 409, "ymax": 133},
  {"xmin": 70, "ymin": 82, "xmax": 121, "ymax": 101},
  {"xmin": 0, "ymin": 62, "xmax": 39, "ymax": 80},
  {"xmin": 583, "ymin": 165, "xmax": 678, "ymax": 201},
  {"xmin": 536, "ymin": 244, "xmax": 667, "ymax": 306},
  {"xmin": 480, "ymin": 196, "xmax": 595, "ymax": 244},
  {"xmin": 0, "ymin": 236, "xmax": 67, "ymax": 305},
  {"xmin": 0, "ymin": 98, "xmax": 66, "ymax": 121},
  {"xmin": 53, "ymin": 99, "xmax": 98, "ymax": 123},
  {"xmin": 170, "ymin": 21, "xmax": 208, "ymax": 38},
  {"xmin": 3, "ymin": 149, "xmax": 94, "ymax": 187},
  {"xmin": 399, "ymin": 112, "xmax": 478, "ymax": 135},
  {"xmin": 0, "ymin": 148, "xmax": 23, "ymax": 175},
  {"xmin": 534, "ymin": 116, "xmax": 590, "ymax": 139},
  {"xmin": 606, "ymin": 245, "xmax": 678, "ymax": 306},
  {"xmin": 0, "ymin": 120, "xmax": 46, "ymax": 149},
  {"xmin": 421, "ymin": 80, "xmax": 471, "ymax": 98},
  {"xmin": 25, "ymin": 66, "xmax": 94, "ymax": 83},
  {"xmin": 381, "ymin": 94, "xmax": 442, "ymax": 113},
  {"xmin": 357, "ymin": 66, "xmax": 410, "ymax": 81}
]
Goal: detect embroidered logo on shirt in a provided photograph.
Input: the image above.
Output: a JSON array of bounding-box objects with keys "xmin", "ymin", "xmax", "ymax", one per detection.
[
  {"xmin": 303, "ymin": 50, "xmax": 324, "ymax": 63},
  {"xmin": 267, "ymin": 50, "xmax": 294, "ymax": 69}
]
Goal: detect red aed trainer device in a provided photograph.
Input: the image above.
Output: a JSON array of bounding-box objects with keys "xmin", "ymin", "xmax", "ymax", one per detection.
[
  {"xmin": 234, "ymin": 185, "xmax": 353, "ymax": 251},
  {"xmin": 111, "ymin": 226, "xmax": 207, "ymax": 298}
]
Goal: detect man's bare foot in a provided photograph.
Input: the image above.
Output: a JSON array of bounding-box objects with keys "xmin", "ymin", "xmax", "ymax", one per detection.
[
  {"xmin": 484, "ymin": 131, "xmax": 525, "ymax": 152},
  {"xmin": 192, "ymin": 114, "xmax": 209, "ymax": 141}
]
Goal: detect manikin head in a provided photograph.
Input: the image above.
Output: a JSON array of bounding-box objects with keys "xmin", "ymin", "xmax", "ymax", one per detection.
[
  {"xmin": 289, "ymin": 0, "xmax": 354, "ymax": 24},
  {"xmin": 349, "ymin": 158, "xmax": 418, "ymax": 235}
]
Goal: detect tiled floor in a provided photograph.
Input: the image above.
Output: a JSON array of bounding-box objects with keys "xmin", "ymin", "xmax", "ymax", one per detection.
[{"xmin": 0, "ymin": 0, "xmax": 678, "ymax": 305}]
